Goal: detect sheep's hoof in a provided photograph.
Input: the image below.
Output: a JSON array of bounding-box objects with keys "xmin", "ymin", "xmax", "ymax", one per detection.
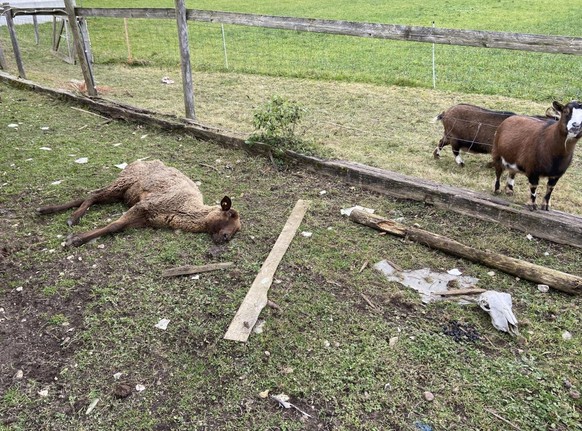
[
  {"xmin": 67, "ymin": 218, "xmax": 80, "ymax": 227},
  {"xmin": 65, "ymin": 234, "xmax": 84, "ymax": 247}
]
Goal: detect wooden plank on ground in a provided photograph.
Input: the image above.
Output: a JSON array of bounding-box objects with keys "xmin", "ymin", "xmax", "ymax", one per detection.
[
  {"xmin": 224, "ymin": 200, "xmax": 310, "ymax": 342},
  {"xmin": 349, "ymin": 209, "xmax": 582, "ymax": 295},
  {"xmin": 162, "ymin": 262, "xmax": 233, "ymax": 277}
]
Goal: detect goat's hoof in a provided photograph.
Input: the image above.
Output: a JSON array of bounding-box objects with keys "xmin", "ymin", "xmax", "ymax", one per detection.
[
  {"xmin": 541, "ymin": 204, "xmax": 550, "ymax": 211},
  {"xmin": 432, "ymin": 151, "xmax": 440, "ymax": 159},
  {"xmin": 494, "ymin": 190, "xmax": 501, "ymax": 195},
  {"xmin": 526, "ymin": 204, "xmax": 538, "ymax": 211}
]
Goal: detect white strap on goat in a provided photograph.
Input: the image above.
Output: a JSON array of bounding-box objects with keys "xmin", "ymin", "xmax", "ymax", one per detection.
[{"xmin": 478, "ymin": 291, "xmax": 519, "ymax": 335}]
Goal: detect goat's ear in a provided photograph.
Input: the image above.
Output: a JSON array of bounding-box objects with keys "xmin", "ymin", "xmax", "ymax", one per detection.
[
  {"xmin": 553, "ymin": 101, "xmax": 565, "ymax": 113},
  {"xmin": 221, "ymin": 196, "xmax": 232, "ymax": 211}
]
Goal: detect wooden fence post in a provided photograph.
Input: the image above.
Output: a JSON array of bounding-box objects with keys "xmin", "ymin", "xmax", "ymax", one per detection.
[
  {"xmin": 64, "ymin": 0, "xmax": 97, "ymax": 96},
  {"xmin": 174, "ymin": 0, "xmax": 196, "ymax": 120},
  {"xmin": 3, "ymin": 3, "xmax": 26, "ymax": 78},
  {"xmin": 0, "ymin": 38, "xmax": 7, "ymax": 70}
]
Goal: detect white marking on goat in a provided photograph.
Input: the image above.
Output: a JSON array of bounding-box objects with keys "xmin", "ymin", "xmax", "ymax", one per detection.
[
  {"xmin": 567, "ymin": 108, "xmax": 582, "ymax": 140},
  {"xmin": 507, "ymin": 177, "xmax": 515, "ymax": 188},
  {"xmin": 455, "ymin": 154, "xmax": 464, "ymax": 165},
  {"xmin": 501, "ymin": 157, "xmax": 522, "ymax": 172}
]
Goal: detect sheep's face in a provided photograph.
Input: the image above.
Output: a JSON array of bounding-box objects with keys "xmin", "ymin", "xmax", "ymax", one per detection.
[{"xmin": 209, "ymin": 196, "xmax": 241, "ymax": 243}]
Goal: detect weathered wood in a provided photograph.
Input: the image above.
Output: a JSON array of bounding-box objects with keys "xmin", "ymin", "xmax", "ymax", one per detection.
[
  {"xmin": 349, "ymin": 209, "xmax": 582, "ymax": 295},
  {"xmin": 3, "ymin": 4, "xmax": 26, "ymax": 78},
  {"xmin": 436, "ymin": 288, "xmax": 487, "ymax": 296},
  {"xmin": 0, "ymin": 38, "xmax": 7, "ymax": 70},
  {"xmin": 64, "ymin": 0, "xmax": 96, "ymax": 96},
  {"xmin": 174, "ymin": 0, "xmax": 196, "ymax": 120},
  {"xmin": 224, "ymin": 200, "xmax": 310, "ymax": 342},
  {"xmin": 32, "ymin": 15, "xmax": 39, "ymax": 44},
  {"xmin": 3, "ymin": 71, "xmax": 582, "ymax": 250},
  {"xmin": 162, "ymin": 262, "xmax": 233, "ymax": 277},
  {"xmin": 291, "ymin": 153, "xmax": 582, "ymax": 249},
  {"xmin": 74, "ymin": 7, "xmax": 582, "ymax": 56}
]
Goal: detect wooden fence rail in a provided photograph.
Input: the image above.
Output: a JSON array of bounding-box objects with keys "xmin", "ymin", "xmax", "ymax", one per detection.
[{"xmin": 74, "ymin": 7, "xmax": 582, "ymax": 55}]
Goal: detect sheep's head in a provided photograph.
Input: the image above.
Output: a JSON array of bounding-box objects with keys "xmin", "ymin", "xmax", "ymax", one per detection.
[{"xmin": 209, "ymin": 196, "xmax": 241, "ymax": 243}]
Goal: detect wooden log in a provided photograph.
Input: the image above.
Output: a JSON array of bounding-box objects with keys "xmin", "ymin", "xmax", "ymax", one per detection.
[
  {"xmin": 224, "ymin": 200, "xmax": 310, "ymax": 342},
  {"xmin": 174, "ymin": 0, "xmax": 196, "ymax": 120},
  {"xmin": 3, "ymin": 3, "xmax": 26, "ymax": 78},
  {"xmin": 349, "ymin": 209, "xmax": 582, "ymax": 295},
  {"xmin": 436, "ymin": 288, "xmax": 486, "ymax": 296},
  {"xmin": 64, "ymin": 0, "xmax": 96, "ymax": 96},
  {"xmin": 0, "ymin": 38, "xmax": 7, "ymax": 70},
  {"xmin": 162, "ymin": 262, "xmax": 233, "ymax": 277}
]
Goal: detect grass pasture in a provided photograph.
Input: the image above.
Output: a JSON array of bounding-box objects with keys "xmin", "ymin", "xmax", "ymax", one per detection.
[
  {"xmin": 1, "ymin": 1, "xmax": 582, "ymax": 429},
  {"xmin": 1, "ymin": 78, "xmax": 582, "ymax": 431}
]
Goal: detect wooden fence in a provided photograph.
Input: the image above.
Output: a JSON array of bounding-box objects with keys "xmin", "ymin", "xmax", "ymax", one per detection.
[{"xmin": 2, "ymin": 1, "xmax": 582, "ymax": 117}]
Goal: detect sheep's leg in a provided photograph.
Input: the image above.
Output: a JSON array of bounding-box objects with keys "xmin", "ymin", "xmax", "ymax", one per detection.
[
  {"xmin": 504, "ymin": 173, "xmax": 516, "ymax": 196},
  {"xmin": 38, "ymin": 187, "xmax": 126, "ymax": 226},
  {"xmin": 541, "ymin": 176, "xmax": 560, "ymax": 211},
  {"xmin": 37, "ymin": 198, "xmax": 88, "ymax": 215},
  {"xmin": 66, "ymin": 205, "xmax": 147, "ymax": 247},
  {"xmin": 526, "ymin": 175, "xmax": 540, "ymax": 211},
  {"xmin": 433, "ymin": 137, "xmax": 447, "ymax": 159}
]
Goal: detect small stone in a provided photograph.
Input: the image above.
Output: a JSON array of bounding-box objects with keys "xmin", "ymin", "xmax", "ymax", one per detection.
[
  {"xmin": 389, "ymin": 336, "xmax": 399, "ymax": 347},
  {"xmin": 38, "ymin": 388, "xmax": 49, "ymax": 397},
  {"xmin": 423, "ymin": 391, "xmax": 434, "ymax": 401},
  {"xmin": 114, "ymin": 384, "xmax": 132, "ymax": 399},
  {"xmin": 15, "ymin": 370, "xmax": 23, "ymax": 380},
  {"xmin": 563, "ymin": 379, "xmax": 573, "ymax": 389},
  {"xmin": 135, "ymin": 384, "xmax": 146, "ymax": 392},
  {"xmin": 562, "ymin": 331, "xmax": 572, "ymax": 341},
  {"xmin": 264, "ymin": 351, "xmax": 270, "ymax": 357},
  {"xmin": 113, "ymin": 372, "xmax": 122, "ymax": 380},
  {"xmin": 570, "ymin": 390, "xmax": 580, "ymax": 400},
  {"xmin": 537, "ymin": 284, "xmax": 549, "ymax": 293}
]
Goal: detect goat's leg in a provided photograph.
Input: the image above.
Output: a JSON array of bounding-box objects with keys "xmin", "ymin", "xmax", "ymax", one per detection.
[
  {"xmin": 452, "ymin": 144, "xmax": 465, "ymax": 167},
  {"xmin": 66, "ymin": 205, "xmax": 148, "ymax": 247},
  {"xmin": 526, "ymin": 175, "xmax": 540, "ymax": 210},
  {"xmin": 504, "ymin": 173, "xmax": 516, "ymax": 196},
  {"xmin": 493, "ymin": 162, "xmax": 503, "ymax": 194},
  {"xmin": 541, "ymin": 176, "xmax": 560, "ymax": 211},
  {"xmin": 433, "ymin": 137, "xmax": 447, "ymax": 159}
]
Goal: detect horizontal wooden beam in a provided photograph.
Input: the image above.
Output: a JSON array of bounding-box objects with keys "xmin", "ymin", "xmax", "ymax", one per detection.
[{"xmin": 71, "ymin": 7, "xmax": 582, "ymax": 55}]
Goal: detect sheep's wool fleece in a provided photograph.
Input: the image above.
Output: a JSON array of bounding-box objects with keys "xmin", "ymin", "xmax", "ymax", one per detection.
[{"xmin": 117, "ymin": 160, "xmax": 220, "ymax": 231}]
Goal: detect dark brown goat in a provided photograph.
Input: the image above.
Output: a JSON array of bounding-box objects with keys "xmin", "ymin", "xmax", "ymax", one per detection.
[
  {"xmin": 37, "ymin": 160, "xmax": 241, "ymax": 246},
  {"xmin": 433, "ymin": 104, "xmax": 559, "ymax": 167},
  {"xmin": 492, "ymin": 100, "xmax": 582, "ymax": 210}
]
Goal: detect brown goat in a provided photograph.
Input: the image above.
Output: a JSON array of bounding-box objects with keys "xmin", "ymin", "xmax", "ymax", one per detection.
[
  {"xmin": 37, "ymin": 160, "xmax": 241, "ymax": 246},
  {"xmin": 433, "ymin": 104, "xmax": 559, "ymax": 167},
  {"xmin": 492, "ymin": 100, "xmax": 582, "ymax": 210},
  {"xmin": 433, "ymin": 104, "xmax": 516, "ymax": 166}
]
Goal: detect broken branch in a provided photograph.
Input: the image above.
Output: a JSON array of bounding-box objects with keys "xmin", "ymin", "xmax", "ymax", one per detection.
[
  {"xmin": 162, "ymin": 262, "xmax": 233, "ymax": 277},
  {"xmin": 349, "ymin": 209, "xmax": 582, "ymax": 295}
]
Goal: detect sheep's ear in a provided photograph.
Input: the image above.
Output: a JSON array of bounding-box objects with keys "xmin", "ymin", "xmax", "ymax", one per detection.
[
  {"xmin": 553, "ymin": 101, "xmax": 565, "ymax": 113},
  {"xmin": 221, "ymin": 196, "xmax": 232, "ymax": 211}
]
